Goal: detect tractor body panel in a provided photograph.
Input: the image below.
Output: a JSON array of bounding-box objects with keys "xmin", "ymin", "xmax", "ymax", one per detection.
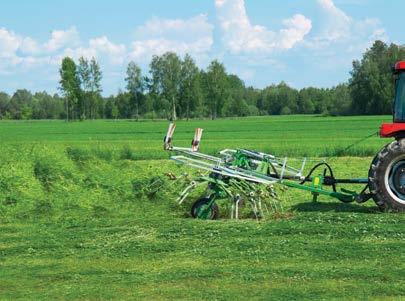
[
  {"xmin": 380, "ymin": 123, "xmax": 405, "ymax": 138},
  {"xmin": 381, "ymin": 61, "xmax": 405, "ymax": 138},
  {"xmin": 395, "ymin": 61, "xmax": 405, "ymax": 71}
]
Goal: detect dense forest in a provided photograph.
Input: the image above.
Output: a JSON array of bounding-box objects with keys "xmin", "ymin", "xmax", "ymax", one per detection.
[{"xmin": 0, "ymin": 40, "xmax": 404, "ymax": 120}]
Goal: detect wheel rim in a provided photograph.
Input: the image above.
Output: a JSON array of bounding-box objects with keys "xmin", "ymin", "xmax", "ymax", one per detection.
[
  {"xmin": 195, "ymin": 204, "xmax": 213, "ymax": 219},
  {"xmin": 384, "ymin": 157, "xmax": 405, "ymax": 205}
]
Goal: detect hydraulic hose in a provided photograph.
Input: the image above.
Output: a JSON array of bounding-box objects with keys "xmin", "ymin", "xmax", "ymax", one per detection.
[{"xmin": 300, "ymin": 162, "xmax": 337, "ymax": 192}]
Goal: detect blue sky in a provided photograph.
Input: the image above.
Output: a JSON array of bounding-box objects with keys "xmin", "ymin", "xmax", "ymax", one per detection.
[{"xmin": 0, "ymin": 0, "xmax": 401, "ymax": 95}]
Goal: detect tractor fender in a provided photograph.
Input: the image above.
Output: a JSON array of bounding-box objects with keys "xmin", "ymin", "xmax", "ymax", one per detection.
[{"xmin": 380, "ymin": 123, "xmax": 405, "ymax": 138}]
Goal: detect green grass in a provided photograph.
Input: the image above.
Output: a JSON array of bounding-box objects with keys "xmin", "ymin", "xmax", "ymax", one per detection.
[
  {"xmin": 0, "ymin": 116, "xmax": 404, "ymax": 300},
  {"xmin": 0, "ymin": 115, "xmax": 392, "ymax": 158}
]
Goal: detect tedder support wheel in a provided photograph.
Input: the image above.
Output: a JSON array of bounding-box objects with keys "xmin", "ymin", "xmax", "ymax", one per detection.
[
  {"xmin": 191, "ymin": 197, "xmax": 219, "ymax": 220},
  {"xmin": 369, "ymin": 139, "xmax": 405, "ymax": 212}
]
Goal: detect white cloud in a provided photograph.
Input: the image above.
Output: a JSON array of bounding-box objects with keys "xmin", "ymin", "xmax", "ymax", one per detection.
[
  {"xmin": 0, "ymin": 28, "xmax": 21, "ymax": 58},
  {"xmin": 130, "ymin": 37, "xmax": 212, "ymax": 60},
  {"xmin": 51, "ymin": 36, "xmax": 126, "ymax": 66},
  {"xmin": 317, "ymin": 0, "xmax": 351, "ymax": 41},
  {"xmin": 0, "ymin": 14, "xmax": 214, "ymax": 75},
  {"xmin": 136, "ymin": 14, "xmax": 213, "ymax": 41},
  {"xmin": 89, "ymin": 36, "xmax": 126, "ymax": 64},
  {"xmin": 0, "ymin": 25, "xmax": 128, "ymax": 74},
  {"xmin": 129, "ymin": 14, "xmax": 214, "ymax": 61},
  {"xmin": 309, "ymin": 0, "xmax": 387, "ymax": 52},
  {"xmin": 280, "ymin": 14, "xmax": 313, "ymax": 49},
  {"xmin": 20, "ymin": 37, "xmax": 41, "ymax": 55},
  {"xmin": 0, "ymin": 1, "xmax": 392, "ymax": 94},
  {"xmin": 44, "ymin": 26, "xmax": 80, "ymax": 52},
  {"xmin": 215, "ymin": 0, "xmax": 312, "ymax": 53}
]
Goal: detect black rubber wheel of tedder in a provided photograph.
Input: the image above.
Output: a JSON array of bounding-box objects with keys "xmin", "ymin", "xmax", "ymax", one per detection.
[
  {"xmin": 191, "ymin": 197, "xmax": 219, "ymax": 220},
  {"xmin": 369, "ymin": 139, "xmax": 405, "ymax": 212}
]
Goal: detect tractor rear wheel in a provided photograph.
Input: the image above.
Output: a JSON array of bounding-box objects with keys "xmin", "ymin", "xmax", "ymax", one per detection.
[{"xmin": 369, "ymin": 139, "xmax": 405, "ymax": 212}]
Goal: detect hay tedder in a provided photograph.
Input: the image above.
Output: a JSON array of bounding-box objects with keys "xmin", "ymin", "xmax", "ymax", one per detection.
[{"xmin": 164, "ymin": 61, "xmax": 405, "ymax": 219}]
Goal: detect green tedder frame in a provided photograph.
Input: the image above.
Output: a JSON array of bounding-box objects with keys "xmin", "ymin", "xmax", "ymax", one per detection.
[{"xmin": 164, "ymin": 123, "xmax": 371, "ymax": 219}]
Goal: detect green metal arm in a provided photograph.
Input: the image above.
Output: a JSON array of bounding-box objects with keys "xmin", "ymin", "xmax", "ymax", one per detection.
[{"xmin": 281, "ymin": 180, "xmax": 359, "ymax": 203}]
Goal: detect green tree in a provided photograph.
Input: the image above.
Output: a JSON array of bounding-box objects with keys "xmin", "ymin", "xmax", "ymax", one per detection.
[
  {"xmin": 298, "ymin": 88, "xmax": 316, "ymax": 114},
  {"xmin": 244, "ymin": 87, "xmax": 261, "ymax": 113},
  {"xmin": 111, "ymin": 104, "xmax": 119, "ymax": 120},
  {"xmin": 203, "ymin": 60, "xmax": 229, "ymax": 119},
  {"xmin": 78, "ymin": 57, "xmax": 91, "ymax": 119},
  {"xmin": 31, "ymin": 91, "xmax": 64, "ymax": 119},
  {"xmin": 89, "ymin": 58, "xmax": 103, "ymax": 119},
  {"xmin": 115, "ymin": 90, "xmax": 132, "ymax": 119},
  {"xmin": 0, "ymin": 92, "xmax": 10, "ymax": 119},
  {"xmin": 9, "ymin": 89, "xmax": 33, "ymax": 119},
  {"xmin": 59, "ymin": 57, "xmax": 81, "ymax": 121},
  {"xmin": 125, "ymin": 62, "xmax": 144, "ymax": 120},
  {"xmin": 328, "ymin": 84, "xmax": 352, "ymax": 115},
  {"xmin": 223, "ymin": 74, "xmax": 249, "ymax": 116},
  {"xmin": 349, "ymin": 41, "xmax": 405, "ymax": 115},
  {"xmin": 179, "ymin": 54, "xmax": 202, "ymax": 120},
  {"xmin": 149, "ymin": 52, "xmax": 182, "ymax": 120}
]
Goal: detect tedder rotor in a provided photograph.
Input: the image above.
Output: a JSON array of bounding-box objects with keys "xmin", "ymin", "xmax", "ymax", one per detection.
[{"xmin": 163, "ymin": 61, "xmax": 405, "ymax": 219}]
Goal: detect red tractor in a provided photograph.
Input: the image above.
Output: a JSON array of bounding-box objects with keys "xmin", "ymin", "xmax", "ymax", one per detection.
[{"xmin": 370, "ymin": 61, "xmax": 405, "ymax": 211}]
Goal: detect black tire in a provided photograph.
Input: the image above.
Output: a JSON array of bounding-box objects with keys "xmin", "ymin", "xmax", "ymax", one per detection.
[
  {"xmin": 368, "ymin": 139, "xmax": 405, "ymax": 212},
  {"xmin": 191, "ymin": 197, "xmax": 219, "ymax": 220}
]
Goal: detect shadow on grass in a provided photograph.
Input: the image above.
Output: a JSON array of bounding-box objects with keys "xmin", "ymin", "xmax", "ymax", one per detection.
[{"xmin": 291, "ymin": 201, "xmax": 379, "ymax": 214}]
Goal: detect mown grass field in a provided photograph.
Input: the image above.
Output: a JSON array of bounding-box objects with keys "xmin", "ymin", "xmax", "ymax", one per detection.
[
  {"xmin": 0, "ymin": 115, "xmax": 393, "ymax": 158},
  {"xmin": 1, "ymin": 115, "xmax": 404, "ymax": 300}
]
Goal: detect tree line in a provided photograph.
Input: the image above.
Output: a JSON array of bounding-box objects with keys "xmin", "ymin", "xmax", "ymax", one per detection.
[{"xmin": 0, "ymin": 40, "xmax": 404, "ymax": 120}]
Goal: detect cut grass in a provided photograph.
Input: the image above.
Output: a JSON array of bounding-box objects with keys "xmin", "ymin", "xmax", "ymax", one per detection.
[
  {"xmin": 1, "ymin": 211, "xmax": 404, "ymax": 300},
  {"xmin": 0, "ymin": 116, "xmax": 404, "ymax": 300}
]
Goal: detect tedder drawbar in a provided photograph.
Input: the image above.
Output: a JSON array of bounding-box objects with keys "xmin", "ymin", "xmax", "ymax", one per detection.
[{"xmin": 164, "ymin": 61, "xmax": 405, "ymax": 219}]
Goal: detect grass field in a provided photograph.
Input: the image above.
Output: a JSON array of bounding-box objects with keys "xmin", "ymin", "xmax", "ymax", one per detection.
[
  {"xmin": 0, "ymin": 115, "xmax": 393, "ymax": 158},
  {"xmin": 1, "ymin": 115, "xmax": 404, "ymax": 300}
]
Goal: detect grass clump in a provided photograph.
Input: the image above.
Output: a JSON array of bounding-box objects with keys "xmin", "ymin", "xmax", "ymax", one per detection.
[
  {"xmin": 33, "ymin": 199, "xmax": 53, "ymax": 215},
  {"xmin": 33, "ymin": 156, "xmax": 72, "ymax": 191},
  {"xmin": 91, "ymin": 145, "xmax": 113, "ymax": 161},
  {"xmin": 119, "ymin": 144, "xmax": 137, "ymax": 160},
  {"xmin": 132, "ymin": 175, "xmax": 167, "ymax": 200},
  {"xmin": 66, "ymin": 146, "xmax": 93, "ymax": 165}
]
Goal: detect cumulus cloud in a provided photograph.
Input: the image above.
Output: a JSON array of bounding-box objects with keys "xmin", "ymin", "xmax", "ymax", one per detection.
[
  {"xmin": 89, "ymin": 36, "xmax": 126, "ymax": 64},
  {"xmin": 20, "ymin": 37, "xmax": 41, "ymax": 55},
  {"xmin": 44, "ymin": 26, "xmax": 80, "ymax": 52},
  {"xmin": 0, "ymin": 13, "xmax": 214, "ymax": 75},
  {"xmin": 0, "ymin": 28, "xmax": 26, "ymax": 72},
  {"xmin": 215, "ymin": 0, "xmax": 312, "ymax": 53},
  {"xmin": 309, "ymin": 0, "xmax": 387, "ymax": 51},
  {"xmin": 0, "ymin": 13, "xmax": 214, "ymax": 81},
  {"xmin": 135, "ymin": 14, "xmax": 213, "ymax": 41},
  {"xmin": 0, "ymin": 0, "xmax": 392, "ymax": 93},
  {"xmin": 48, "ymin": 37, "xmax": 126, "ymax": 67},
  {"xmin": 0, "ymin": 25, "xmax": 127, "ymax": 73},
  {"xmin": 129, "ymin": 14, "xmax": 214, "ymax": 61},
  {"xmin": 0, "ymin": 28, "xmax": 21, "ymax": 56},
  {"xmin": 317, "ymin": 0, "xmax": 351, "ymax": 41}
]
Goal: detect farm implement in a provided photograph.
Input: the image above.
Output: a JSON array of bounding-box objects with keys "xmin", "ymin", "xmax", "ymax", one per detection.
[
  {"xmin": 164, "ymin": 123, "xmax": 372, "ymax": 219},
  {"xmin": 164, "ymin": 61, "xmax": 405, "ymax": 219}
]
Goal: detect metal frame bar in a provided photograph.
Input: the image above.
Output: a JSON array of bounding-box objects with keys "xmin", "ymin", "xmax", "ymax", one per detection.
[{"xmin": 164, "ymin": 123, "xmax": 368, "ymax": 214}]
